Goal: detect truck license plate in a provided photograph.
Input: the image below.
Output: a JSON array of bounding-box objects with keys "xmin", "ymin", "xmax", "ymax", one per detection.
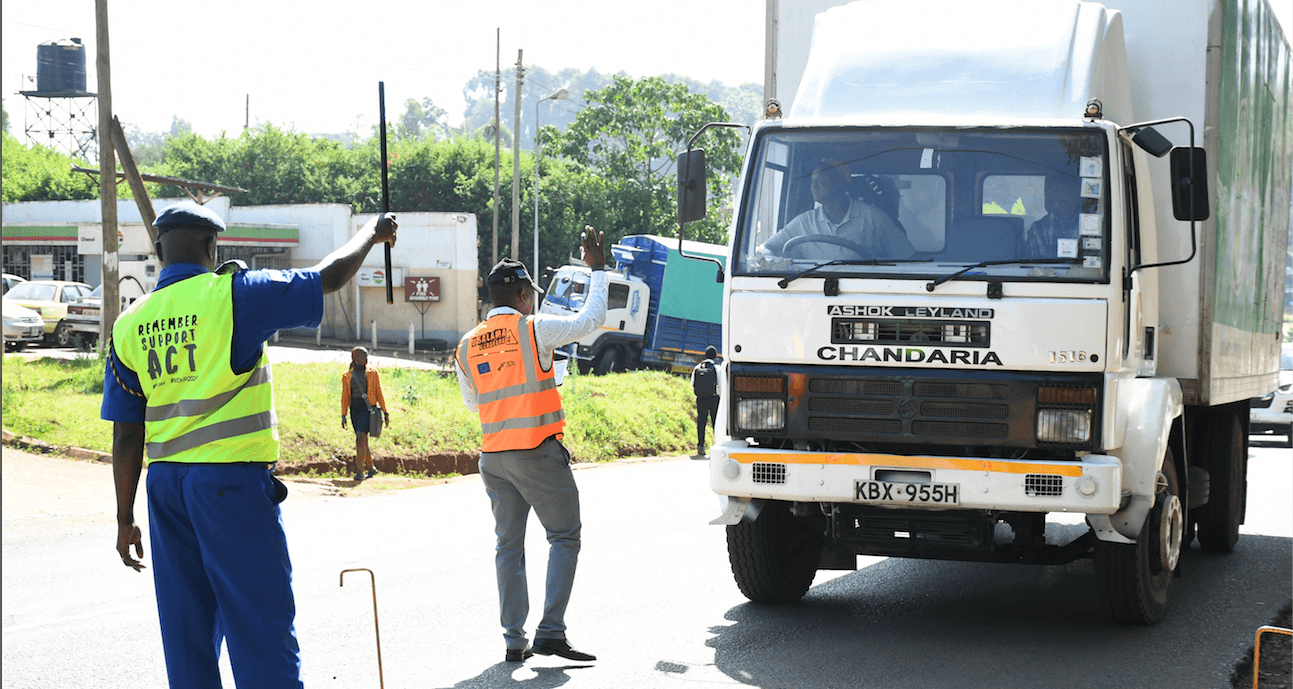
[{"xmin": 855, "ymin": 480, "xmax": 960, "ymax": 505}]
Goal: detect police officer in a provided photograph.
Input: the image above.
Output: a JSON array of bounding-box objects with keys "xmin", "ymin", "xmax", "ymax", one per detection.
[
  {"xmin": 102, "ymin": 201, "xmax": 396, "ymax": 688},
  {"xmin": 455, "ymin": 227, "xmax": 607, "ymax": 663}
]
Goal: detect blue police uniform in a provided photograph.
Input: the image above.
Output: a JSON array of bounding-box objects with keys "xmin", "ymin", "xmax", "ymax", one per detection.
[{"xmin": 102, "ymin": 259, "xmax": 322, "ymax": 689}]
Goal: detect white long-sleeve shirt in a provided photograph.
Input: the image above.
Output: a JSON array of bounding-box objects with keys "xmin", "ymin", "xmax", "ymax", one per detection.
[{"xmin": 456, "ymin": 270, "xmax": 609, "ymax": 413}]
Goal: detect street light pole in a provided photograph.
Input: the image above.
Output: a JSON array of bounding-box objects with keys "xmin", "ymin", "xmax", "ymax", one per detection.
[{"xmin": 533, "ymin": 88, "xmax": 568, "ymax": 280}]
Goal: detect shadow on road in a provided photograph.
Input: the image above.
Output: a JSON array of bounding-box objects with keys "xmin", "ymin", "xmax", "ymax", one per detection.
[
  {"xmin": 705, "ymin": 535, "xmax": 1292, "ymax": 689},
  {"xmin": 444, "ymin": 662, "xmax": 591, "ymax": 689}
]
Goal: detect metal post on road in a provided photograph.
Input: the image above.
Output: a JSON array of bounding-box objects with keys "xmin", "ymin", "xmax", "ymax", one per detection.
[
  {"xmin": 408, "ymin": 322, "xmax": 414, "ymax": 355},
  {"xmin": 534, "ymin": 88, "xmax": 568, "ymax": 278},
  {"xmin": 370, "ymin": 320, "xmax": 377, "ymax": 352}
]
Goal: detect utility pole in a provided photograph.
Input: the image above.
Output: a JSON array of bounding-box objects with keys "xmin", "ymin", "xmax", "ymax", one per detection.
[
  {"xmin": 96, "ymin": 0, "xmax": 120, "ymax": 346},
  {"xmin": 510, "ymin": 50, "xmax": 524, "ymax": 260},
  {"xmin": 492, "ymin": 29, "xmax": 500, "ymax": 265}
]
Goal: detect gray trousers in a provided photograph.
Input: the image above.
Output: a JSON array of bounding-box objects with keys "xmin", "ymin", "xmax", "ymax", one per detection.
[{"xmin": 477, "ymin": 437, "xmax": 581, "ymax": 650}]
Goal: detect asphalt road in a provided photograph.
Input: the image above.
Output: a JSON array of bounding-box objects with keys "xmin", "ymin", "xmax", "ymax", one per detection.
[{"xmin": 2, "ymin": 441, "xmax": 1289, "ymax": 689}]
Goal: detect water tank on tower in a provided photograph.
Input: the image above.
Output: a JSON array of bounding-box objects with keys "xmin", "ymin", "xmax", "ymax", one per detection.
[{"xmin": 35, "ymin": 38, "xmax": 91, "ymax": 96}]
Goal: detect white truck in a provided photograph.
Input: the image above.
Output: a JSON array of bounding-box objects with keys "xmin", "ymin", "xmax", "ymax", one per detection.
[
  {"xmin": 540, "ymin": 235, "xmax": 726, "ymax": 374},
  {"xmin": 677, "ymin": 0, "xmax": 1291, "ymax": 624}
]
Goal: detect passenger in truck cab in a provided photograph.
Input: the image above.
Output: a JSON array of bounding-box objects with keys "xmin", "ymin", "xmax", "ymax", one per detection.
[
  {"xmin": 1023, "ymin": 173, "xmax": 1083, "ymax": 259},
  {"xmin": 758, "ymin": 158, "xmax": 915, "ymax": 261}
]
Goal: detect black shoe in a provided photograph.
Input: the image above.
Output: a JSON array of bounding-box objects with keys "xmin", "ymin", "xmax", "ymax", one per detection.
[
  {"xmin": 366, "ymin": 469, "xmax": 377, "ymax": 479},
  {"xmin": 505, "ymin": 646, "xmax": 533, "ymax": 663},
  {"xmin": 354, "ymin": 472, "xmax": 365, "ymax": 481},
  {"xmin": 533, "ymin": 638, "xmax": 596, "ymax": 662}
]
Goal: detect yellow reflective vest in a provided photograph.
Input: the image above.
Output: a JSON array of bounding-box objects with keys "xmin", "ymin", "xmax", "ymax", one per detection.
[
  {"xmin": 113, "ymin": 272, "xmax": 277, "ymax": 464},
  {"xmin": 457, "ymin": 314, "xmax": 564, "ymax": 452}
]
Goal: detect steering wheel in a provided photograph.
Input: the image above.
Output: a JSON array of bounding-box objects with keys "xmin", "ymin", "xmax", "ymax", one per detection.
[{"xmin": 782, "ymin": 233, "xmax": 868, "ymax": 258}]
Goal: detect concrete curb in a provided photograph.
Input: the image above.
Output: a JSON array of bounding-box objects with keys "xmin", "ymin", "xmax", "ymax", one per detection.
[{"xmin": 2, "ymin": 428, "xmax": 112, "ymax": 463}]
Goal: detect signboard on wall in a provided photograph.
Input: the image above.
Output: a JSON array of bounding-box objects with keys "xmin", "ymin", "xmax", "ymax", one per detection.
[
  {"xmin": 356, "ymin": 268, "xmax": 402, "ymax": 287},
  {"xmin": 404, "ymin": 276, "xmax": 440, "ymax": 302},
  {"xmin": 30, "ymin": 254, "xmax": 54, "ymax": 281}
]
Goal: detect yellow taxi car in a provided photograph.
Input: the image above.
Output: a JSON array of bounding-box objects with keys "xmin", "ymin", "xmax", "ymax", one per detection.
[{"xmin": 2, "ymin": 280, "xmax": 93, "ymax": 347}]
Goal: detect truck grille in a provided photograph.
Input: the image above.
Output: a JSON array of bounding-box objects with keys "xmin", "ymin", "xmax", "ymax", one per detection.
[
  {"xmin": 734, "ymin": 366, "xmax": 1103, "ymax": 450},
  {"xmin": 1024, "ymin": 474, "xmax": 1064, "ymax": 496},
  {"xmin": 751, "ymin": 462, "xmax": 786, "ymax": 484}
]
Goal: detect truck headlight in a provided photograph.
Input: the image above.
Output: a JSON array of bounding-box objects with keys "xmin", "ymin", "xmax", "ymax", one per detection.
[
  {"xmin": 1036, "ymin": 408, "xmax": 1092, "ymax": 443},
  {"xmin": 737, "ymin": 399, "xmax": 785, "ymax": 432}
]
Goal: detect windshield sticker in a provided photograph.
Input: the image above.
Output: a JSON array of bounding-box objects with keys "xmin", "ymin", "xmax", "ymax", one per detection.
[
  {"xmin": 1083, "ymin": 256, "xmax": 1103, "ymax": 269},
  {"xmin": 1082, "ymin": 237, "xmax": 1102, "ymax": 251},
  {"xmin": 1080, "ymin": 179, "xmax": 1102, "ymax": 198},
  {"xmin": 1057, "ymin": 238, "xmax": 1078, "ymax": 258},
  {"xmin": 818, "ymin": 346, "xmax": 1003, "ymax": 366},
  {"xmin": 1080, "ymin": 156, "xmax": 1101, "ymax": 177},
  {"xmin": 1080, "ymin": 214, "xmax": 1101, "ymax": 235},
  {"xmin": 825, "ymin": 305, "xmax": 993, "ymax": 318}
]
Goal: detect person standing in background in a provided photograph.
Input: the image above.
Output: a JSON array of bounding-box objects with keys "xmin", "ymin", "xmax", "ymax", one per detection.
[
  {"xmin": 341, "ymin": 346, "xmax": 388, "ymax": 482},
  {"xmin": 691, "ymin": 345, "xmax": 721, "ymax": 457}
]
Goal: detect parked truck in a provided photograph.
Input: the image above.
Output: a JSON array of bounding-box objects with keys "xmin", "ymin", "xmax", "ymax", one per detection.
[
  {"xmin": 678, "ymin": 0, "xmax": 1291, "ymax": 624},
  {"xmin": 539, "ymin": 234, "xmax": 726, "ymax": 374}
]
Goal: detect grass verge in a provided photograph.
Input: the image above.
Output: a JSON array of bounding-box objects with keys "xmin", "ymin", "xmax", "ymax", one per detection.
[{"xmin": 2, "ymin": 355, "xmax": 700, "ymax": 464}]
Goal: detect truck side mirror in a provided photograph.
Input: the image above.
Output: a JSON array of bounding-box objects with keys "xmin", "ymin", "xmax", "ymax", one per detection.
[
  {"xmin": 677, "ymin": 148, "xmax": 708, "ymax": 225},
  {"xmin": 1170, "ymin": 147, "xmax": 1210, "ymax": 221}
]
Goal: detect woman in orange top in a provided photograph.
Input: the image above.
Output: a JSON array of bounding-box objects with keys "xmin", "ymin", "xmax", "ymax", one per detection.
[{"xmin": 340, "ymin": 347, "xmax": 388, "ymax": 481}]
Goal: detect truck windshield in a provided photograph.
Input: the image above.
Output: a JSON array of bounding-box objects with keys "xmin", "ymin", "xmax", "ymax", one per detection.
[
  {"xmin": 545, "ymin": 270, "xmax": 589, "ymax": 309},
  {"xmin": 734, "ymin": 127, "xmax": 1110, "ymax": 284}
]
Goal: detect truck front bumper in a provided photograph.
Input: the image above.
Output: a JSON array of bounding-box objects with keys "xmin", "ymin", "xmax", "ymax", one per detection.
[{"xmin": 709, "ymin": 443, "xmax": 1123, "ymax": 516}]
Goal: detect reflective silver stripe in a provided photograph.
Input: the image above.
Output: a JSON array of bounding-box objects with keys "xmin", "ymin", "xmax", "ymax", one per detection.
[
  {"xmin": 456, "ymin": 338, "xmax": 477, "ymax": 395},
  {"xmin": 480, "ymin": 409, "xmax": 565, "ymax": 436},
  {"xmin": 144, "ymin": 365, "xmax": 273, "ymax": 423},
  {"xmin": 476, "ymin": 375, "xmax": 557, "ymax": 405},
  {"xmin": 518, "ymin": 316, "xmax": 539, "ymax": 382},
  {"xmin": 147, "ymin": 410, "xmax": 278, "ymax": 459}
]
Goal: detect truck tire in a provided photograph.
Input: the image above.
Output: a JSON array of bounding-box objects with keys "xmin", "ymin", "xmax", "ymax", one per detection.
[
  {"xmin": 726, "ymin": 502, "xmax": 821, "ymax": 603},
  {"xmin": 1093, "ymin": 452, "xmax": 1182, "ymax": 625},
  {"xmin": 1195, "ymin": 413, "xmax": 1245, "ymax": 552},
  {"xmin": 593, "ymin": 347, "xmax": 620, "ymax": 376}
]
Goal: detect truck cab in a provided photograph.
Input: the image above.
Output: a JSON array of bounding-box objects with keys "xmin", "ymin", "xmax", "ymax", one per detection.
[
  {"xmin": 680, "ymin": 0, "xmax": 1290, "ymax": 625},
  {"xmin": 541, "ymin": 265, "xmax": 649, "ymax": 374}
]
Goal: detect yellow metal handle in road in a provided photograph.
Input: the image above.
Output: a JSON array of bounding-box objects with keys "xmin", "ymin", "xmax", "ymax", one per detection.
[{"xmin": 1252, "ymin": 624, "xmax": 1291, "ymax": 689}]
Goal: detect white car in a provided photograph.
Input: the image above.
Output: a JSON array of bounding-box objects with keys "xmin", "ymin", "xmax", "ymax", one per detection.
[
  {"xmin": 1250, "ymin": 344, "xmax": 1293, "ymax": 448},
  {"xmin": 3, "ymin": 301, "xmax": 45, "ymax": 351}
]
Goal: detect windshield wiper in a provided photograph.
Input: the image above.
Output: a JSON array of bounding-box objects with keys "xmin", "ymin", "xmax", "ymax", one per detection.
[
  {"xmin": 777, "ymin": 258, "xmax": 932, "ymax": 288},
  {"xmin": 925, "ymin": 258, "xmax": 1074, "ymax": 292}
]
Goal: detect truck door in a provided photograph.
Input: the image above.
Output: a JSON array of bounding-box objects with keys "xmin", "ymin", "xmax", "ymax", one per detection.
[{"xmin": 605, "ymin": 280, "xmax": 646, "ymax": 337}]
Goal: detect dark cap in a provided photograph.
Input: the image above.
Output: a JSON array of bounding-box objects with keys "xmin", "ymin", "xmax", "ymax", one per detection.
[
  {"xmin": 705, "ymin": 345, "xmax": 717, "ymax": 358},
  {"xmin": 153, "ymin": 201, "xmax": 226, "ymax": 235},
  {"xmin": 486, "ymin": 258, "xmax": 543, "ymax": 294}
]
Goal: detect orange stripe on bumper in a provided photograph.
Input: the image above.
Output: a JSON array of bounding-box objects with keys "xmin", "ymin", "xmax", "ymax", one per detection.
[{"xmin": 728, "ymin": 452, "xmax": 1083, "ymax": 477}]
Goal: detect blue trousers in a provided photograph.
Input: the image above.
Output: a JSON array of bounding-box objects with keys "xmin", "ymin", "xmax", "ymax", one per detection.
[
  {"xmin": 146, "ymin": 462, "xmax": 302, "ymax": 689},
  {"xmin": 477, "ymin": 438, "xmax": 581, "ymax": 650}
]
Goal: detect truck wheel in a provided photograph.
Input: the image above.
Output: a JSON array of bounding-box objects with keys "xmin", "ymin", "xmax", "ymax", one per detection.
[
  {"xmin": 726, "ymin": 502, "xmax": 822, "ymax": 603},
  {"xmin": 1195, "ymin": 413, "xmax": 1244, "ymax": 552},
  {"xmin": 52, "ymin": 321, "xmax": 73, "ymax": 348},
  {"xmin": 1093, "ymin": 452, "xmax": 1182, "ymax": 625},
  {"xmin": 593, "ymin": 347, "xmax": 620, "ymax": 376}
]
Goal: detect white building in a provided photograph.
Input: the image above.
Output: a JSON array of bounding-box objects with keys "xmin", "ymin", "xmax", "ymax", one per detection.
[{"xmin": 2, "ymin": 198, "xmax": 480, "ymax": 346}]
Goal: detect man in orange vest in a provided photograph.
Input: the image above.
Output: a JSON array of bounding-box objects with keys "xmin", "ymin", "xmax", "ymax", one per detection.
[{"xmin": 455, "ymin": 226, "xmax": 607, "ymax": 664}]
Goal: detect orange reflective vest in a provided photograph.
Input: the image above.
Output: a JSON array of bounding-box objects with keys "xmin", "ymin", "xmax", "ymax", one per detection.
[{"xmin": 457, "ymin": 314, "xmax": 565, "ymax": 452}]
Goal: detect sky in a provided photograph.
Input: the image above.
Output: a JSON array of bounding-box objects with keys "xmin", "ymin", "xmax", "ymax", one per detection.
[
  {"xmin": 2, "ymin": 0, "xmax": 765, "ymax": 139},
  {"xmin": 3, "ymin": 1, "xmax": 1291, "ymax": 142}
]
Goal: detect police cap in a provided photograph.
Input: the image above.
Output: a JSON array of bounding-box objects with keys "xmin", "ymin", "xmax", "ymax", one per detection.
[{"xmin": 153, "ymin": 201, "xmax": 226, "ymax": 235}]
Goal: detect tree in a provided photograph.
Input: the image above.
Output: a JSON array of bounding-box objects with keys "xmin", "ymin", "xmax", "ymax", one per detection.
[
  {"xmin": 3, "ymin": 100, "xmax": 9, "ymax": 135},
  {"xmin": 1, "ymin": 131, "xmax": 99, "ymax": 202},
  {"xmin": 551, "ymin": 75, "xmax": 744, "ymax": 244},
  {"xmin": 398, "ymin": 97, "xmax": 448, "ymax": 141}
]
